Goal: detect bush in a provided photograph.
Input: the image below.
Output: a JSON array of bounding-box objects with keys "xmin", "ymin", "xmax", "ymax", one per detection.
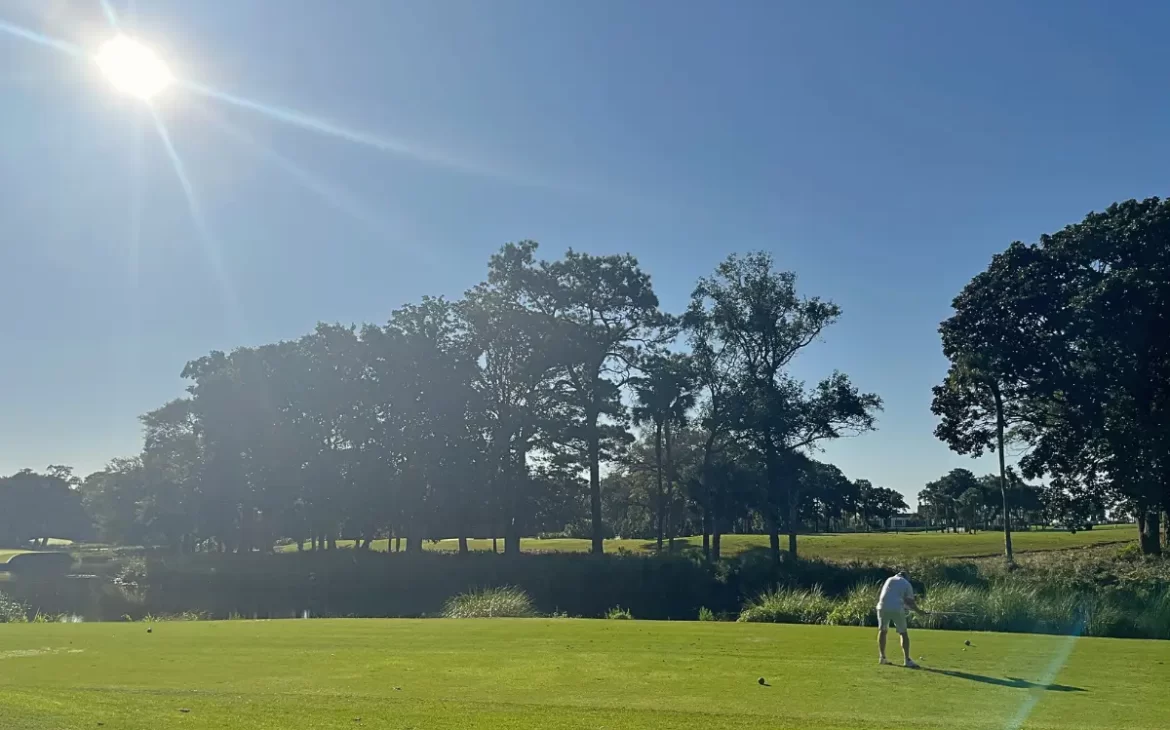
[
  {"xmin": 443, "ymin": 587, "xmax": 535, "ymax": 619},
  {"xmin": 23, "ymin": 541, "xmax": 1168, "ymax": 638},
  {"xmin": 0, "ymin": 592, "xmax": 29, "ymax": 623},
  {"xmin": 1117, "ymin": 544, "xmax": 1144, "ymax": 561},
  {"xmin": 738, "ymin": 586, "xmax": 833, "ymax": 624},
  {"xmin": 825, "ymin": 583, "xmax": 880, "ymax": 627},
  {"xmin": 1135, "ymin": 589, "xmax": 1170, "ymax": 640},
  {"xmin": 142, "ymin": 551, "xmax": 726, "ymax": 620},
  {"xmin": 116, "ymin": 557, "xmax": 148, "ymax": 587},
  {"xmin": 697, "ymin": 606, "xmax": 716, "ymax": 622},
  {"xmin": 135, "ymin": 611, "xmax": 207, "ymax": 622},
  {"xmin": 606, "ymin": 606, "xmax": 633, "ymax": 620}
]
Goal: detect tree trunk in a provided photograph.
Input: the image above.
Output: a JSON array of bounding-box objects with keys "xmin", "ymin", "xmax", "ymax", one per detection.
[
  {"xmin": 664, "ymin": 420, "xmax": 676, "ymax": 553},
  {"xmin": 588, "ymin": 408, "xmax": 604, "ymax": 555},
  {"xmin": 992, "ymin": 384, "xmax": 1014, "ymax": 562},
  {"xmin": 492, "ymin": 537, "xmax": 499, "ymax": 554},
  {"xmin": 766, "ymin": 512, "xmax": 781, "ymax": 565},
  {"xmin": 458, "ymin": 536, "xmax": 469, "ymax": 555},
  {"xmin": 787, "ymin": 500, "xmax": 799, "ymax": 560},
  {"xmin": 405, "ymin": 535, "xmax": 421, "ymax": 553},
  {"xmin": 654, "ymin": 423, "xmax": 664, "ymax": 553},
  {"xmin": 1139, "ymin": 509, "xmax": 1161, "ymax": 555},
  {"xmin": 297, "ymin": 539, "xmax": 304, "ymax": 552},
  {"xmin": 702, "ymin": 507, "xmax": 711, "ymax": 560},
  {"xmin": 504, "ymin": 520, "xmax": 521, "ymax": 555},
  {"xmin": 505, "ymin": 444, "xmax": 527, "ymax": 556},
  {"xmin": 712, "ymin": 524, "xmax": 722, "ymax": 561}
]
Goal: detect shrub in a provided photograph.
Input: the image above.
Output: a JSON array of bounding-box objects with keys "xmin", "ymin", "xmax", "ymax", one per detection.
[
  {"xmin": 116, "ymin": 557, "xmax": 148, "ymax": 587},
  {"xmin": 825, "ymin": 583, "xmax": 880, "ymax": 627},
  {"xmin": 124, "ymin": 611, "xmax": 207, "ymax": 622},
  {"xmin": 443, "ymin": 587, "xmax": 535, "ymax": 619},
  {"xmin": 30, "ymin": 611, "xmax": 64, "ymax": 623},
  {"xmin": 606, "ymin": 606, "xmax": 633, "ymax": 620},
  {"xmin": 738, "ymin": 586, "xmax": 833, "ymax": 624},
  {"xmin": 0, "ymin": 592, "xmax": 29, "ymax": 623},
  {"xmin": 697, "ymin": 606, "xmax": 716, "ymax": 622},
  {"xmin": 1135, "ymin": 588, "xmax": 1170, "ymax": 640},
  {"xmin": 1117, "ymin": 543, "xmax": 1144, "ymax": 561},
  {"xmin": 917, "ymin": 583, "xmax": 986, "ymax": 631},
  {"xmin": 1076, "ymin": 595, "xmax": 1127, "ymax": 638}
]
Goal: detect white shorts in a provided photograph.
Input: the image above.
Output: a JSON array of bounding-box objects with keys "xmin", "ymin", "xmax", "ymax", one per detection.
[{"xmin": 877, "ymin": 608, "xmax": 908, "ymax": 634}]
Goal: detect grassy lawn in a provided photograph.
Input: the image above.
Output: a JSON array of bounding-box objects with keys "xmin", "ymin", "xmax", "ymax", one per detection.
[
  {"xmin": 0, "ymin": 550, "xmax": 30, "ymax": 565},
  {"xmin": 0, "ymin": 619, "xmax": 1166, "ymax": 729},
  {"xmin": 278, "ymin": 524, "xmax": 1135, "ymax": 561}
]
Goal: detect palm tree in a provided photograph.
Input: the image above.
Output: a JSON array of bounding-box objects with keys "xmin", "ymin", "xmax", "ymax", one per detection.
[{"xmin": 632, "ymin": 354, "xmax": 698, "ymax": 552}]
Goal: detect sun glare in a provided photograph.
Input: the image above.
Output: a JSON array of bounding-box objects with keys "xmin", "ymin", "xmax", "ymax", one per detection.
[{"xmin": 95, "ymin": 35, "xmax": 173, "ymax": 100}]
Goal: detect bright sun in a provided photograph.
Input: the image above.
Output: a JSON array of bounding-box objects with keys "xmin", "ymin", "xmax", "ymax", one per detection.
[{"xmin": 95, "ymin": 35, "xmax": 173, "ymax": 100}]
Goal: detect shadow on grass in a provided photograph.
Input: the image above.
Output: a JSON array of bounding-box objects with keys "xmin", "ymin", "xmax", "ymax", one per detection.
[{"xmin": 924, "ymin": 668, "xmax": 1086, "ymax": 692}]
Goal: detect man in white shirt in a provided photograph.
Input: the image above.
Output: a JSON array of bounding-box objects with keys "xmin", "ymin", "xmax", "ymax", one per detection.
[{"xmin": 877, "ymin": 570, "xmax": 922, "ymax": 668}]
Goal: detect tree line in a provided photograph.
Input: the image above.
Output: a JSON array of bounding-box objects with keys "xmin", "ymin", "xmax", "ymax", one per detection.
[
  {"xmin": 26, "ymin": 245, "xmax": 881, "ymax": 563},
  {"xmin": 4, "ymin": 197, "xmax": 1168, "ymax": 560},
  {"xmin": 916, "ymin": 468, "xmax": 1052, "ymax": 534}
]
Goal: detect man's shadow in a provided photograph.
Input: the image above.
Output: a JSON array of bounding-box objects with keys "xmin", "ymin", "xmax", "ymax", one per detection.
[{"xmin": 923, "ymin": 668, "xmax": 1086, "ymax": 693}]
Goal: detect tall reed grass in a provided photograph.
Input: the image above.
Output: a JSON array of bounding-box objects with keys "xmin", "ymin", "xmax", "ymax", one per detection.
[
  {"xmin": 442, "ymin": 587, "xmax": 536, "ymax": 619},
  {"xmin": 739, "ymin": 581, "xmax": 1170, "ymax": 639}
]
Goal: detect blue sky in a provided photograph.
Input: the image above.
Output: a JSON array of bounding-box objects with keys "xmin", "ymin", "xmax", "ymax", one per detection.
[{"xmin": 3, "ymin": 1, "xmax": 1169, "ymax": 502}]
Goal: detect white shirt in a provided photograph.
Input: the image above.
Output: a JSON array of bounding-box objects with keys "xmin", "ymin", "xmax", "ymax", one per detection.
[{"xmin": 877, "ymin": 575, "xmax": 914, "ymax": 611}]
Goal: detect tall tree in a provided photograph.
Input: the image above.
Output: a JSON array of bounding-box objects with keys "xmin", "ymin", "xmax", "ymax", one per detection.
[
  {"xmin": 491, "ymin": 242, "xmax": 669, "ymax": 554},
  {"xmin": 932, "ymin": 355, "xmax": 1022, "ymax": 559},
  {"xmin": 462, "ymin": 252, "xmax": 563, "ymax": 554},
  {"xmin": 947, "ymin": 199, "xmax": 1170, "ymax": 554},
  {"xmin": 688, "ymin": 252, "xmax": 881, "ymax": 562},
  {"xmin": 631, "ymin": 353, "xmax": 697, "ymax": 551}
]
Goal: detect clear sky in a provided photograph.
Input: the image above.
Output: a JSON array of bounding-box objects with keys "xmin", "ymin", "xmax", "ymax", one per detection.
[{"xmin": 3, "ymin": 1, "xmax": 1169, "ymax": 502}]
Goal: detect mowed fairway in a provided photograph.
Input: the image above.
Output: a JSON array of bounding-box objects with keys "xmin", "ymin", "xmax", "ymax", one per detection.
[
  {"xmin": 1, "ymin": 620, "xmax": 1166, "ymax": 729},
  {"xmin": 281, "ymin": 524, "xmax": 1135, "ymax": 560}
]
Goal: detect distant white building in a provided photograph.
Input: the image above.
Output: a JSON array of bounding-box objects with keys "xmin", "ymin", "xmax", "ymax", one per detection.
[{"xmin": 884, "ymin": 512, "xmax": 922, "ymax": 530}]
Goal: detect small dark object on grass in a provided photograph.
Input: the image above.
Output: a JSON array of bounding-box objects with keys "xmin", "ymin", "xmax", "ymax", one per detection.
[
  {"xmin": 964, "ymin": 640, "xmax": 971, "ymax": 646},
  {"xmin": 758, "ymin": 677, "xmax": 767, "ymax": 686},
  {"xmin": 179, "ymin": 709, "xmax": 190, "ymax": 714},
  {"xmin": 147, "ymin": 628, "xmax": 152, "ymax": 634}
]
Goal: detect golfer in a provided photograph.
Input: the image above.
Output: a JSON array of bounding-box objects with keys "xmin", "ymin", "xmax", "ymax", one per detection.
[{"xmin": 877, "ymin": 570, "xmax": 922, "ymax": 668}]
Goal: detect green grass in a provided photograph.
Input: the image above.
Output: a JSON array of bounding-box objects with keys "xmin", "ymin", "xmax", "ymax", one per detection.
[
  {"xmin": 0, "ymin": 551, "xmax": 30, "ymax": 565},
  {"xmin": 277, "ymin": 524, "xmax": 1135, "ymax": 561},
  {"xmin": 0, "ymin": 619, "xmax": 1167, "ymax": 729}
]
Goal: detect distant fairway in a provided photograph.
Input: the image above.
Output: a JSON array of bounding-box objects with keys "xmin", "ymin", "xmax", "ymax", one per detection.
[
  {"xmin": 279, "ymin": 524, "xmax": 1135, "ymax": 561},
  {"xmin": 0, "ymin": 619, "xmax": 1166, "ymax": 729},
  {"xmin": 0, "ymin": 551, "xmax": 29, "ymax": 565}
]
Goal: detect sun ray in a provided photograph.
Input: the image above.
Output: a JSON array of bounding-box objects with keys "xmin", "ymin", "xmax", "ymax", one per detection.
[
  {"xmin": 1004, "ymin": 624, "xmax": 1081, "ymax": 730},
  {"xmin": 181, "ymin": 80, "xmax": 553, "ymax": 188},
  {"xmin": 0, "ymin": 18, "xmax": 86, "ymax": 59},
  {"xmin": 147, "ymin": 104, "xmax": 236, "ymax": 313},
  {"xmin": 194, "ymin": 105, "xmax": 435, "ymax": 264},
  {"xmin": 129, "ymin": 107, "xmax": 145, "ymax": 286},
  {"xmin": 99, "ymin": 0, "xmax": 120, "ymax": 28}
]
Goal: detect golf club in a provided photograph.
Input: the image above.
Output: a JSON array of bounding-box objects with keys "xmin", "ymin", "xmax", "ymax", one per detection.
[{"xmin": 925, "ymin": 610, "xmax": 976, "ymax": 617}]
